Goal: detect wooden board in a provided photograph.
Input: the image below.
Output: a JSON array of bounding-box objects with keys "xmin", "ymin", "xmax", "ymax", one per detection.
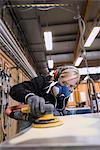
[{"xmin": 1, "ymin": 113, "xmax": 100, "ymax": 150}]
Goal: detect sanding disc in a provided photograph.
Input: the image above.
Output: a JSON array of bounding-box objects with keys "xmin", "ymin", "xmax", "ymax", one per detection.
[
  {"xmin": 32, "ymin": 114, "xmax": 64, "ymax": 128},
  {"xmin": 34, "ymin": 117, "xmax": 60, "ymax": 124},
  {"xmin": 32, "ymin": 119, "xmax": 63, "ymax": 128}
]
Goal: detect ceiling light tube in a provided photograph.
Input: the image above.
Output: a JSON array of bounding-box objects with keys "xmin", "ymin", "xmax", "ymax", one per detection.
[
  {"xmin": 44, "ymin": 31, "xmax": 53, "ymax": 50},
  {"xmin": 84, "ymin": 27, "xmax": 100, "ymax": 47},
  {"xmin": 48, "ymin": 60, "xmax": 54, "ymax": 69},
  {"xmin": 75, "ymin": 57, "xmax": 83, "ymax": 66}
]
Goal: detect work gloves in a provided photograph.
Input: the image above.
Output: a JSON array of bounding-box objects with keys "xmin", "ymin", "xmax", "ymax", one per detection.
[
  {"xmin": 26, "ymin": 95, "xmax": 45, "ymax": 118},
  {"xmin": 26, "ymin": 94, "xmax": 54, "ymax": 118},
  {"xmin": 5, "ymin": 94, "xmax": 54, "ymax": 121}
]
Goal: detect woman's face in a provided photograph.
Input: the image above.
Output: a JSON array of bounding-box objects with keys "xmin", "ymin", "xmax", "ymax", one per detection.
[{"xmin": 58, "ymin": 70, "xmax": 80, "ymax": 89}]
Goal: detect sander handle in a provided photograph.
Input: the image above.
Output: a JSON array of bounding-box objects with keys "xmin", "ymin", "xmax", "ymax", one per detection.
[{"xmin": 21, "ymin": 103, "xmax": 54, "ymax": 114}]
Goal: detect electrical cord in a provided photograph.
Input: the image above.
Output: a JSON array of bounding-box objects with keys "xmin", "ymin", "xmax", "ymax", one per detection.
[
  {"xmin": 8, "ymin": 2, "xmax": 78, "ymax": 16},
  {"xmin": 37, "ymin": 6, "xmax": 56, "ymax": 11},
  {"xmin": 18, "ymin": 7, "xmax": 33, "ymax": 12},
  {"xmin": 79, "ymin": 17, "xmax": 90, "ymax": 76},
  {"xmin": 59, "ymin": 6, "xmax": 77, "ymax": 16},
  {"xmin": 75, "ymin": 13, "xmax": 90, "ymax": 76},
  {"xmin": 76, "ymin": 12, "xmax": 99, "ymax": 112}
]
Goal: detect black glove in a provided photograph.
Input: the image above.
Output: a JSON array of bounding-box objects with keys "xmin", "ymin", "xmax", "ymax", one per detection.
[
  {"xmin": 56, "ymin": 94, "xmax": 65, "ymax": 110},
  {"xmin": 27, "ymin": 95, "xmax": 45, "ymax": 117},
  {"xmin": 56, "ymin": 94, "xmax": 69, "ymax": 110}
]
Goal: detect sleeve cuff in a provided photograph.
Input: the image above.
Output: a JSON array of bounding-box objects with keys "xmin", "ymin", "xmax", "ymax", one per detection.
[{"xmin": 25, "ymin": 93, "xmax": 35, "ymax": 102}]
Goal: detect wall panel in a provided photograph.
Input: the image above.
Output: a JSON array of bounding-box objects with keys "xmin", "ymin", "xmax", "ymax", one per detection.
[{"xmin": 0, "ymin": 49, "xmax": 30, "ymax": 142}]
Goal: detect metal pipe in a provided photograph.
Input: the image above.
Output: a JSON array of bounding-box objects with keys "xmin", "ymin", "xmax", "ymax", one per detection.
[
  {"xmin": 85, "ymin": 76, "xmax": 99, "ymax": 113},
  {"xmin": 87, "ymin": 77, "xmax": 99, "ymax": 113}
]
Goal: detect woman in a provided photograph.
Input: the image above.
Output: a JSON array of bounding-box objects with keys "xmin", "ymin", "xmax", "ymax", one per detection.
[{"xmin": 5, "ymin": 66, "xmax": 80, "ymax": 120}]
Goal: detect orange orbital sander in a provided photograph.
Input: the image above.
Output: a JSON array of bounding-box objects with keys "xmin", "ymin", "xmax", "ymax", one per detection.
[{"xmin": 21, "ymin": 104, "xmax": 63, "ymax": 128}]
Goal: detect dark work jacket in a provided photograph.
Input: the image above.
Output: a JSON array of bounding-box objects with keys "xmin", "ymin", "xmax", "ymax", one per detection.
[{"xmin": 10, "ymin": 75, "xmax": 56, "ymax": 106}]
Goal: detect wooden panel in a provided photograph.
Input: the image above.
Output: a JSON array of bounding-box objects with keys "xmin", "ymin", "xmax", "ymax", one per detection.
[
  {"xmin": 0, "ymin": 50, "xmax": 18, "ymax": 142},
  {"xmin": 22, "ymin": 72, "xmax": 30, "ymax": 82},
  {"xmin": 67, "ymin": 84, "xmax": 89, "ymax": 107},
  {"xmin": 0, "ymin": 49, "xmax": 30, "ymax": 142},
  {"xmin": 67, "ymin": 81, "xmax": 100, "ymax": 108},
  {"xmin": 77, "ymin": 84, "xmax": 89, "ymax": 107},
  {"xmin": 95, "ymin": 82, "xmax": 100, "ymax": 93}
]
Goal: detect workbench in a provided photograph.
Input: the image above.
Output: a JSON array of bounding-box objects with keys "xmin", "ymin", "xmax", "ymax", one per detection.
[{"xmin": 1, "ymin": 113, "xmax": 100, "ymax": 150}]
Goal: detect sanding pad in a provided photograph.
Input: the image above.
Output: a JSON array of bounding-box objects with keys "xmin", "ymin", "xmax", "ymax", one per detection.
[
  {"xmin": 32, "ymin": 120, "xmax": 63, "ymax": 128},
  {"xmin": 32, "ymin": 114, "xmax": 63, "ymax": 128}
]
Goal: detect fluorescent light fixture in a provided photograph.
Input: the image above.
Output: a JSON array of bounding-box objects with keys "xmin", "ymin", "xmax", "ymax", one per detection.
[
  {"xmin": 44, "ymin": 31, "xmax": 52, "ymax": 50},
  {"xmin": 48, "ymin": 60, "xmax": 54, "ymax": 69},
  {"xmin": 84, "ymin": 27, "xmax": 100, "ymax": 47},
  {"xmin": 75, "ymin": 57, "xmax": 83, "ymax": 66},
  {"xmin": 78, "ymin": 67, "xmax": 100, "ymax": 75}
]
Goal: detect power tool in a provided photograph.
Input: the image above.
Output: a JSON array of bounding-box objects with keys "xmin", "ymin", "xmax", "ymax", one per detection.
[
  {"xmin": 6, "ymin": 103, "xmax": 63, "ymax": 128},
  {"xmin": 21, "ymin": 104, "xmax": 63, "ymax": 128}
]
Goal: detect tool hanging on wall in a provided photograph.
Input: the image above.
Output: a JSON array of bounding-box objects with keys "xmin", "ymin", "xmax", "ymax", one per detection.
[
  {"xmin": 0, "ymin": 58, "xmax": 3, "ymax": 112},
  {"xmin": 0, "ymin": 60, "xmax": 12, "ymax": 141},
  {"xmin": 3, "ymin": 63, "xmax": 11, "ymax": 109},
  {"xmin": 0, "ymin": 69, "xmax": 7, "ymax": 140},
  {"xmin": 4, "ymin": 64, "xmax": 12, "ymax": 140}
]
